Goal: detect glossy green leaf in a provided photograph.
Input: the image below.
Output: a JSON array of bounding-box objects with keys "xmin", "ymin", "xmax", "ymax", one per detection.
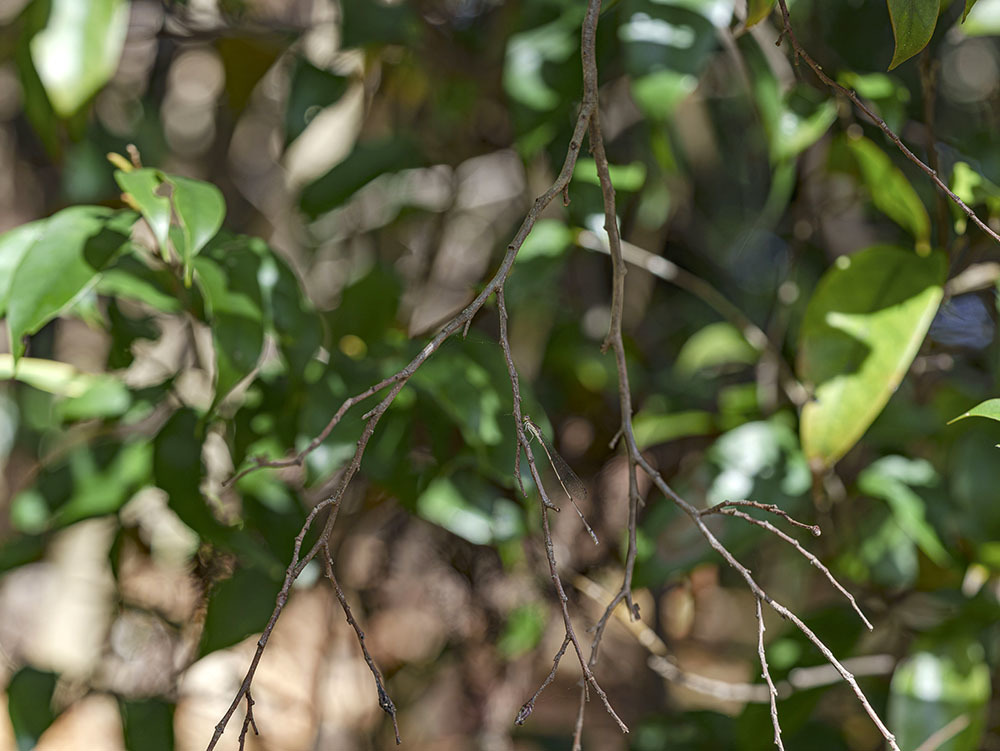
[
  {"xmin": 114, "ymin": 169, "xmax": 173, "ymax": 258},
  {"xmin": 948, "ymin": 398, "xmax": 1000, "ymax": 425},
  {"xmin": 2, "ymin": 207, "xmax": 135, "ymax": 361},
  {"xmin": 29, "ymin": 0, "xmax": 129, "ymax": 116},
  {"xmin": 847, "ymin": 136, "xmax": 931, "ymax": 252},
  {"xmin": 858, "ymin": 456, "xmax": 949, "ymax": 566},
  {"xmin": 7, "ymin": 667, "xmax": 57, "ymax": 751},
  {"xmin": 887, "ymin": 0, "xmax": 940, "ymax": 69},
  {"xmin": 797, "ymin": 246, "xmax": 946, "ymax": 469},
  {"xmin": 962, "ymin": 0, "xmax": 980, "ymax": 22},
  {"xmin": 114, "ymin": 169, "xmax": 225, "ymax": 281},
  {"xmin": 889, "ymin": 643, "xmax": 990, "ymax": 751},
  {"xmin": 746, "ymin": 0, "xmax": 776, "ymax": 26},
  {"xmin": 194, "ymin": 238, "xmax": 265, "ymax": 403},
  {"xmin": 170, "ymin": 176, "xmax": 226, "ymax": 284},
  {"xmin": 200, "ymin": 565, "xmax": 282, "ymax": 656}
]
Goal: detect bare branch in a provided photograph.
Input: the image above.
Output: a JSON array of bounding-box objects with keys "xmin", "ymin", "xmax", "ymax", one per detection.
[
  {"xmin": 322, "ymin": 546, "xmax": 400, "ymax": 744},
  {"xmin": 757, "ymin": 597, "xmax": 785, "ymax": 750}
]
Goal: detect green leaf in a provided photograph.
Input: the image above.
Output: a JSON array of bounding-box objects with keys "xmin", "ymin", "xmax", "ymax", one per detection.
[
  {"xmin": 170, "ymin": 176, "xmax": 226, "ymax": 284},
  {"xmin": 962, "ymin": 0, "xmax": 980, "ymax": 22},
  {"xmin": 797, "ymin": 246, "xmax": 946, "ymax": 469},
  {"xmin": 200, "ymin": 566, "xmax": 282, "ymax": 656},
  {"xmin": 114, "ymin": 169, "xmax": 226, "ymax": 282},
  {"xmin": 847, "ymin": 136, "xmax": 931, "ymax": 252},
  {"xmin": 746, "ymin": 0, "xmax": 776, "ymax": 26},
  {"xmin": 858, "ymin": 456, "xmax": 949, "ymax": 566},
  {"xmin": 2, "ymin": 207, "xmax": 135, "ymax": 361},
  {"xmin": 114, "ymin": 169, "xmax": 173, "ymax": 258},
  {"xmin": 887, "ymin": 0, "xmax": 940, "ymax": 70},
  {"xmin": 7, "ymin": 667, "xmax": 57, "ymax": 751},
  {"xmin": 948, "ymin": 398, "xmax": 1000, "ymax": 425},
  {"xmin": 193, "ymin": 238, "xmax": 265, "ymax": 404},
  {"xmin": 889, "ymin": 643, "xmax": 990, "ymax": 751},
  {"xmin": 29, "ymin": 0, "xmax": 129, "ymax": 116}
]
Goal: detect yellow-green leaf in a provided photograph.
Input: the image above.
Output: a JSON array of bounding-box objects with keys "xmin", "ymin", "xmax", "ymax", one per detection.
[{"xmin": 797, "ymin": 246, "xmax": 946, "ymax": 469}]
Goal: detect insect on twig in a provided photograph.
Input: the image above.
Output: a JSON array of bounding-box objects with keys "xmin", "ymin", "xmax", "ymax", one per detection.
[{"xmin": 523, "ymin": 416, "xmax": 599, "ymax": 545}]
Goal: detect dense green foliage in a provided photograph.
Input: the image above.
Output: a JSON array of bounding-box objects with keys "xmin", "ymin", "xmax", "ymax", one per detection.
[{"xmin": 1, "ymin": 0, "xmax": 1000, "ymax": 749}]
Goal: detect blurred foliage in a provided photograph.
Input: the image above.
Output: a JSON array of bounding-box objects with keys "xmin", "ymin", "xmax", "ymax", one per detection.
[{"xmin": 0, "ymin": 0, "xmax": 999, "ymax": 749}]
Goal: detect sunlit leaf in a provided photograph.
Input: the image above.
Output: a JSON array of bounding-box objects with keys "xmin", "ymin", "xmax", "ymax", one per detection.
[
  {"xmin": 798, "ymin": 247, "xmax": 945, "ymax": 469},
  {"xmin": 847, "ymin": 136, "xmax": 931, "ymax": 252},
  {"xmin": 2, "ymin": 207, "xmax": 135, "ymax": 361},
  {"xmin": 115, "ymin": 169, "xmax": 173, "ymax": 257},
  {"xmin": 887, "ymin": 0, "xmax": 940, "ymax": 69},
  {"xmin": 29, "ymin": 0, "xmax": 129, "ymax": 116},
  {"xmin": 948, "ymin": 398, "xmax": 1000, "ymax": 425},
  {"xmin": 633, "ymin": 409, "xmax": 715, "ymax": 450},
  {"xmin": 170, "ymin": 176, "xmax": 226, "ymax": 284}
]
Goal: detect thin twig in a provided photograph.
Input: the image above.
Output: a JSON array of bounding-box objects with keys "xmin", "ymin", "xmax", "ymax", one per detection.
[
  {"xmin": 700, "ymin": 499, "xmax": 820, "ymax": 536},
  {"xmin": 712, "ymin": 506, "xmax": 873, "ymax": 631},
  {"xmin": 236, "ymin": 691, "xmax": 257, "ymax": 751},
  {"xmin": 575, "ymin": 574, "xmax": 893, "ymax": 702},
  {"xmin": 515, "ymin": 635, "xmax": 571, "ymax": 725},
  {"xmin": 322, "ymin": 546, "xmax": 401, "ymax": 744},
  {"xmin": 208, "ymin": 0, "xmax": 609, "ymax": 741},
  {"xmin": 773, "ymin": 0, "xmax": 1000, "ymax": 245},
  {"xmin": 634, "ymin": 453, "xmax": 902, "ymax": 751},
  {"xmin": 757, "ymin": 597, "xmax": 785, "ymax": 750}
]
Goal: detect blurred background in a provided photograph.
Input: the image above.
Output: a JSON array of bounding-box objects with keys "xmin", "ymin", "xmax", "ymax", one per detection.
[{"xmin": 1, "ymin": 0, "xmax": 1000, "ymax": 748}]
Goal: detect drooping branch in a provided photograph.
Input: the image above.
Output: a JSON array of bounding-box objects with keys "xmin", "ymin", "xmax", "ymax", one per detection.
[{"xmin": 773, "ymin": 0, "xmax": 1000, "ymax": 246}]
